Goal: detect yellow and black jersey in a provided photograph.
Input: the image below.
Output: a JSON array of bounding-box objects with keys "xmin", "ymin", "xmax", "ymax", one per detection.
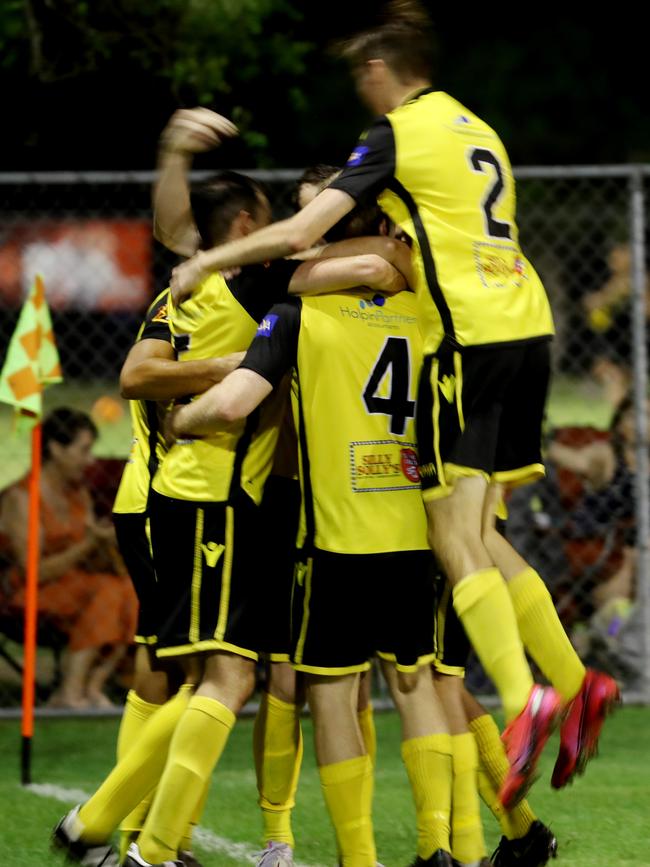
[
  {"xmin": 329, "ymin": 89, "xmax": 554, "ymax": 354},
  {"xmin": 152, "ymin": 260, "xmax": 300, "ymax": 505},
  {"xmin": 240, "ymin": 290, "xmax": 429, "ymax": 555},
  {"xmin": 113, "ymin": 290, "xmax": 171, "ymax": 516}
]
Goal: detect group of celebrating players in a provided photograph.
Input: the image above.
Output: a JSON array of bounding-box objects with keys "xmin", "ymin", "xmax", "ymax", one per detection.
[{"xmin": 52, "ymin": 4, "xmax": 620, "ymax": 866}]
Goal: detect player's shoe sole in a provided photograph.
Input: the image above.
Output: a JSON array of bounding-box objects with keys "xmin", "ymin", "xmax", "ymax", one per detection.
[
  {"xmin": 500, "ymin": 685, "xmax": 562, "ymax": 809},
  {"xmin": 551, "ymin": 668, "xmax": 621, "ymax": 789}
]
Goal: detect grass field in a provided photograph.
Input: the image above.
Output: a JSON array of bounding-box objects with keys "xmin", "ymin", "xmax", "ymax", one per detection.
[{"xmin": 0, "ymin": 706, "xmax": 648, "ymax": 867}]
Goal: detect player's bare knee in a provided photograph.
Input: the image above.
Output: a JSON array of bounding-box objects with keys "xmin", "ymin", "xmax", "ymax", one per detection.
[
  {"xmin": 306, "ymin": 673, "xmax": 357, "ymax": 714},
  {"xmin": 396, "ymin": 668, "xmax": 419, "ymax": 694},
  {"xmin": 134, "ymin": 670, "xmax": 169, "ymax": 705},
  {"xmin": 202, "ymin": 651, "xmax": 256, "ymax": 711},
  {"xmin": 268, "ymin": 661, "xmax": 301, "ymax": 706}
]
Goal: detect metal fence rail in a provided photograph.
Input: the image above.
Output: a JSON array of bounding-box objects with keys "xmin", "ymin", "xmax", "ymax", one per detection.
[{"xmin": 0, "ymin": 165, "xmax": 647, "ymax": 713}]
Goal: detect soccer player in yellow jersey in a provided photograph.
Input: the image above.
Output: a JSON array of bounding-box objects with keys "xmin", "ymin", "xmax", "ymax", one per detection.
[
  {"xmin": 169, "ymin": 0, "xmax": 619, "ymax": 808},
  {"xmin": 169, "ymin": 282, "xmax": 456, "ymax": 866},
  {"xmin": 54, "ymin": 295, "xmax": 242, "ymax": 867}
]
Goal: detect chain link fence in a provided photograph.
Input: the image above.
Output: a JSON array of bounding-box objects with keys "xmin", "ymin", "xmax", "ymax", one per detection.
[{"xmin": 0, "ymin": 166, "xmax": 648, "ymax": 713}]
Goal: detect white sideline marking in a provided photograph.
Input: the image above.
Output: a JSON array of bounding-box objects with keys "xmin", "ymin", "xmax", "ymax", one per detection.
[{"xmin": 26, "ymin": 782, "xmax": 324, "ymax": 867}]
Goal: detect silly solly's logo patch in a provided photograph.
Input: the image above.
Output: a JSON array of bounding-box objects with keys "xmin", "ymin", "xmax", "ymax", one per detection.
[
  {"xmin": 256, "ymin": 314, "xmax": 279, "ymax": 337},
  {"xmin": 400, "ymin": 448, "xmax": 420, "ymax": 483}
]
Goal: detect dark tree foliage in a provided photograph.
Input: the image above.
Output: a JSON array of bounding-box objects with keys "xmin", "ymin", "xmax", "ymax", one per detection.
[{"xmin": 0, "ymin": 1, "xmax": 646, "ymax": 170}]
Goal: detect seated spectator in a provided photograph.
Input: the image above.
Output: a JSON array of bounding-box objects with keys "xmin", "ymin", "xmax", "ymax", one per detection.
[
  {"xmin": 0, "ymin": 408, "xmax": 138, "ymax": 709},
  {"xmin": 547, "ymin": 393, "xmax": 647, "ymax": 676},
  {"xmin": 508, "ymin": 393, "xmax": 646, "ymax": 685},
  {"xmin": 582, "ymin": 242, "xmax": 650, "ymax": 408}
]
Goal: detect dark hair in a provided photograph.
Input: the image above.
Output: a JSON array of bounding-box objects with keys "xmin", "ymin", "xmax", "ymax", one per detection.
[
  {"xmin": 42, "ymin": 408, "xmax": 97, "ymax": 461},
  {"xmin": 337, "ymin": 0, "xmax": 437, "ymax": 83},
  {"xmin": 294, "ymin": 165, "xmax": 386, "ymax": 242},
  {"xmin": 190, "ymin": 171, "xmax": 267, "ymax": 249},
  {"xmin": 291, "ymin": 164, "xmax": 341, "ymax": 211},
  {"xmin": 324, "ymin": 198, "xmax": 387, "ymax": 243}
]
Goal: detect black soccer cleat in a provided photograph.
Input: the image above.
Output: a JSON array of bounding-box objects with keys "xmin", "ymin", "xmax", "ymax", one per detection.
[
  {"xmin": 452, "ymin": 860, "xmax": 491, "ymax": 866},
  {"xmin": 491, "ymin": 820, "xmax": 558, "ymax": 867},
  {"xmin": 407, "ymin": 851, "xmax": 454, "ymax": 867},
  {"xmin": 52, "ymin": 805, "xmax": 119, "ymax": 867},
  {"xmin": 178, "ymin": 852, "xmax": 203, "ymax": 867}
]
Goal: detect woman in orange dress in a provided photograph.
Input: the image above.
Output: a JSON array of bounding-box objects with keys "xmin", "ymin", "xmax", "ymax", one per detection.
[{"xmin": 1, "ymin": 408, "xmax": 138, "ymax": 708}]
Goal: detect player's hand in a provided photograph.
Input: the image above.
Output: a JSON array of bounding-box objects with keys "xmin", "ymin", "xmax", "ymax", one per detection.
[
  {"xmin": 170, "ymin": 252, "xmax": 209, "ymax": 305},
  {"xmin": 164, "ymin": 405, "xmax": 183, "ymax": 448},
  {"xmin": 160, "ymin": 108, "xmax": 238, "ymax": 156},
  {"xmin": 210, "ymin": 352, "xmax": 245, "ymax": 384}
]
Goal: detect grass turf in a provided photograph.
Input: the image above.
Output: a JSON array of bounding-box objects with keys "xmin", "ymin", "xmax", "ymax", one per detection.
[{"xmin": 0, "ymin": 706, "xmax": 648, "ymax": 867}]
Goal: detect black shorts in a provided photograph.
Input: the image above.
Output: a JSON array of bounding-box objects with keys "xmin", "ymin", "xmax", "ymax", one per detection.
[
  {"xmin": 254, "ymin": 475, "xmax": 301, "ymax": 662},
  {"xmin": 113, "ymin": 511, "xmax": 157, "ymax": 644},
  {"xmin": 433, "ymin": 573, "xmax": 470, "ymax": 677},
  {"xmin": 290, "ymin": 549, "xmax": 436, "ymax": 675},
  {"xmin": 417, "ymin": 337, "xmax": 552, "ymax": 501},
  {"xmin": 149, "ymin": 489, "xmax": 261, "ymax": 661}
]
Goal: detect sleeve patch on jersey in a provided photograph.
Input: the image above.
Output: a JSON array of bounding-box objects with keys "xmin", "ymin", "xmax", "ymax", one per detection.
[
  {"xmin": 346, "ymin": 145, "xmax": 370, "ymax": 167},
  {"xmin": 256, "ymin": 313, "xmax": 279, "ymax": 337},
  {"xmin": 152, "ymin": 303, "xmax": 169, "ymax": 322}
]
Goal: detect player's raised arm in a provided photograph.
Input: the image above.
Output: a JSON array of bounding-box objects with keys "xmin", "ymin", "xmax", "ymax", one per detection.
[
  {"xmin": 170, "ymin": 187, "xmax": 356, "ymax": 303},
  {"xmin": 305, "ymin": 235, "xmax": 414, "ymax": 290},
  {"xmin": 153, "ymin": 108, "xmax": 239, "ymax": 257},
  {"xmin": 287, "ymin": 253, "xmax": 406, "ymax": 296},
  {"xmin": 120, "ymin": 338, "xmax": 244, "ymax": 401}
]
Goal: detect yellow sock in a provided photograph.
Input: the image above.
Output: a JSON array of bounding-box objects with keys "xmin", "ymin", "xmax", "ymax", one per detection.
[
  {"xmin": 253, "ymin": 692, "xmax": 303, "ymax": 847},
  {"xmin": 401, "ymin": 733, "xmax": 452, "ymax": 858},
  {"xmin": 77, "ymin": 686, "xmax": 192, "ymax": 843},
  {"xmin": 469, "ymin": 714, "xmax": 536, "ymax": 840},
  {"xmin": 319, "ymin": 755, "xmax": 376, "ymax": 867},
  {"xmin": 138, "ymin": 695, "xmax": 236, "ymax": 863},
  {"xmin": 453, "ymin": 569, "xmax": 533, "ymax": 722},
  {"xmin": 179, "ymin": 779, "xmax": 211, "ymax": 853},
  {"xmin": 116, "ymin": 691, "xmax": 162, "ymax": 860},
  {"xmin": 509, "ymin": 567, "xmax": 585, "ymax": 702},
  {"xmin": 450, "ymin": 733, "xmax": 486, "ymax": 863},
  {"xmin": 358, "ymin": 705, "xmax": 377, "ymax": 767},
  {"xmin": 117, "ymin": 690, "xmax": 162, "ymax": 760}
]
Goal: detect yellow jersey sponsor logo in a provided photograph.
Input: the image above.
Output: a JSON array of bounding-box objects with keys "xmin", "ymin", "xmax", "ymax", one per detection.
[
  {"xmin": 438, "ymin": 375, "xmax": 456, "ymax": 404},
  {"xmin": 201, "ymin": 541, "xmax": 225, "ymax": 569},
  {"xmin": 350, "ymin": 440, "xmax": 421, "ymax": 493},
  {"xmin": 473, "ymin": 242, "xmax": 527, "ymax": 291}
]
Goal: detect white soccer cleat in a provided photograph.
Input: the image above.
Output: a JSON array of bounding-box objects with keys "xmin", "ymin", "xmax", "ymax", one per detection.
[
  {"xmin": 123, "ymin": 841, "xmax": 185, "ymax": 867},
  {"xmin": 52, "ymin": 804, "xmax": 119, "ymax": 867},
  {"xmin": 255, "ymin": 841, "xmax": 295, "ymax": 867}
]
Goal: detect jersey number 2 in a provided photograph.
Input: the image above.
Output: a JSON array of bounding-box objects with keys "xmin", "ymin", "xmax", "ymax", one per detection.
[
  {"xmin": 468, "ymin": 147, "xmax": 512, "ymax": 240},
  {"xmin": 363, "ymin": 337, "xmax": 415, "ymax": 436}
]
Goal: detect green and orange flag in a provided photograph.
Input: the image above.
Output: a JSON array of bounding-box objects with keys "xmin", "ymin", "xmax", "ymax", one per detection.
[{"xmin": 0, "ymin": 274, "xmax": 63, "ymax": 424}]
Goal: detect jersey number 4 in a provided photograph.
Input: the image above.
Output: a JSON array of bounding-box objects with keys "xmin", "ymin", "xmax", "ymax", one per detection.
[
  {"xmin": 468, "ymin": 147, "xmax": 512, "ymax": 240},
  {"xmin": 363, "ymin": 337, "xmax": 415, "ymax": 436}
]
